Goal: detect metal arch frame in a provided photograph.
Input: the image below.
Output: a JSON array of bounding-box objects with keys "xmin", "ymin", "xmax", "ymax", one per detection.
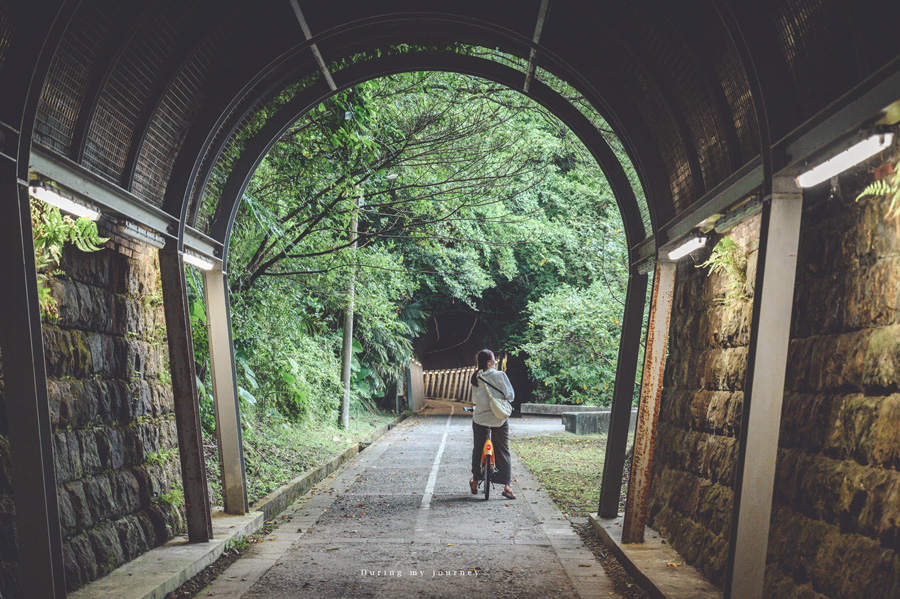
[
  {"xmin": 653, "ymin": 0, "xmax": 744, "ymax": 172},
  {"xmin": 168, "ymin": 13, "xmax": 670, "ymax": 251},
  {"xmin": 580, "ymin": 4, "xmax": 708, "ymax": 200},
  {"xmin": 121, "ymin": 8, "xmax": 239, "ymax": 191},
  {"xmin": 69, "ymin": 2, "xmax": 154, "ymax": 163},
  {"xmin": 558, "ymin": 2, "xmax": 706, "ymax": 201},
  {"xmin": 521, "ymin": 48, "xmax": 671, "ymax": 232},
  {"xmin": 205, "ymin": 52, "xmax": 647, "ymax": 259},
  {"xmin": 715, "ymin": 0, "xmax": 798, "ymax": 148},
  {"xmin": 0, "ymin": 0, "xmax": 78, "ymax": 596},
  {"xmin": 713, "ymin": 3, "xmax": 781, "ymax": 599},
  {"xmin": 305, "ymin": 12, "xmax": 674, "ymax": 231},
  {"xmin": 159, "ymin": 25, "xmax": 317, "ymax": 247}
]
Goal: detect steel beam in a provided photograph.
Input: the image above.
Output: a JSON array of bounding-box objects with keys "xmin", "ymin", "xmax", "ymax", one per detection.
[
  {"xmin": 29, "ymin": 146, "xmax": 222, "ymax": 258},
  {"xmin": 203, "ymin": 267, "xmax": 248, "ymax": 515},
  {"xmin": 0, "ymin": 2, "xmax": 75, "ymax": 595},
  {"xmin": 723, "ymin": 178, "xmax": 803, "ymax": 599},
  {"xmin": 621, "ymin": 260, "xmax": 676, "ymax": 543},
  {"xmin": 159, "ymin": 249, "xmax": 213, "ymax": 542},
  {"xmin": 598, "ymin": 269, "xmax": 649, "ymax": 518},
  {"xmin": 0, "ymin": 161, "xmax": 67, "ymax": 599}
]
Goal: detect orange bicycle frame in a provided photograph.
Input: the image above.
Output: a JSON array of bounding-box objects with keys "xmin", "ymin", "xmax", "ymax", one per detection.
[{"xmin": 481, "ymin": 437, "xmax": 495, "ymax": 467}]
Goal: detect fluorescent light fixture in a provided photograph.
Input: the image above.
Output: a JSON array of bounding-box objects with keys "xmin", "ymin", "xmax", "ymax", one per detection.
[
  {"xmin": 796, "ymin": 131, "xmax": 894, "ymax": 188},
  {"xmin": 667, "ymin": 236, "xmax": 707, "ymax": 261},
  {"xmin": 29, "ymin": 182, "xmax": 101, "ymax": 221},
  {"xmin": 118, "ymin": 220, "xmax": 166, "ymax": 249},
  {"xmin": 183, "ymin": 250, "xmax": 215, "ymax": 271}
]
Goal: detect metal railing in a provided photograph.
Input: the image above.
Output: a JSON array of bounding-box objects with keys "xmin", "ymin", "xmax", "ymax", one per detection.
[{"xmin": 422, "ymin": 367, "xmax": 477, "ymax": 403}]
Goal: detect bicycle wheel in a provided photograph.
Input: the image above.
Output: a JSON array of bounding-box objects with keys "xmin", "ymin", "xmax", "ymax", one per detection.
[{"xmin": 484, "ymin": 459, "xmax": 491, "ymax": 500}]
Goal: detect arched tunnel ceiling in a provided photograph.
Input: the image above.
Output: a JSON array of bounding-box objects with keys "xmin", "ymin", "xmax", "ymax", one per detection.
[{"xmin": 7, "ymin": 0, "xmax": 900, "ymax": 261}]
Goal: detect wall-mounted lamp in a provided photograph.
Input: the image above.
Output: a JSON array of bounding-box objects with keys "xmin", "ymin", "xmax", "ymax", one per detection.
[
  {"xmin": 183, "ymin": 250, "xmax": 215, "ymax": 271},
  {"xmin": 796, "ymin": 130, "xmax": 894, "ymax": 188},
  {"xmin": 117, "ymin": 220, "xmax": 166, "ymax": 249},
  {"xmin": 667, "ymin": 235, "xmax": 707, "ymax": 261},
  {"xmin": 29, "ymin": 181, "xmax": 102, "ymax": 221}
]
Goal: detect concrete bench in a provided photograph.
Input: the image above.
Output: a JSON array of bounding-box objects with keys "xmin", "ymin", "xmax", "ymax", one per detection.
[
  {"xmin": 520, "ymin": 403, "xmax": 604, "ymax": 415},
  {"xmin": 561, "ymin": 409, "xmax": 639, "ymax": 435}
]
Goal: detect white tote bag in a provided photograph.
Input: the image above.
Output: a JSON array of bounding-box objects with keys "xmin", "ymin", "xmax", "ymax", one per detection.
[{"xmin": 478, "ymin": 374, "xmax": 512, "ymax": 419}]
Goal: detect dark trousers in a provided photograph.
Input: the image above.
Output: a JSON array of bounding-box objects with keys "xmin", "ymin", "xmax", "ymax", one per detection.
[{"xmin": 472, "ymin": 421, "xmax": 511, "ymax": 486}]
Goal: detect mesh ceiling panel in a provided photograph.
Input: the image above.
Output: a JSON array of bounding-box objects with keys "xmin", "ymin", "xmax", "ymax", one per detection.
[
  {"xmin": 34, "ymin": 0, "xmax": 124, "ymax": 154},
  {"xmin": 83, "ymin": 0, "xmax": 210, "ymax": 185},
  {"xmin": 0, "ymin": 2, "xmax": 15, "ymax": 75},
  {"xmin": 619, "ymin": 2, "xmax": 731, "ymax": 200},
  {"xmin": 687, "ymin": 1, "xmax": 760, "ymax": 168},
  {"xmin": 131, "ymin": 22, "xmax": 232, "ymax": 207},
  {"xmin": 772, "ymin": 0, "xmax": 860, "ymax": 127}
]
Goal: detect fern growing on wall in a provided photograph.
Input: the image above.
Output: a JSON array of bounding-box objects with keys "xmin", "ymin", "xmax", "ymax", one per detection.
[
  {"xmin": 700, "ymin": 236, "xmax": 749, "ymax": 306},
  {"xmin": 30, "ymin": 198, "xmax": 108, "ymax": 319},
  {"xmin": 857, "ymin": 155, "xmax": 900, "ymax": 217}
]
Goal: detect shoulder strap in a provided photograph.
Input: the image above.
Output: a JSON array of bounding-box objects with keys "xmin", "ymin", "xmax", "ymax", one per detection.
[{"xmin": 477, "ymin": 373, "xmax": 507, "ymax": 400}]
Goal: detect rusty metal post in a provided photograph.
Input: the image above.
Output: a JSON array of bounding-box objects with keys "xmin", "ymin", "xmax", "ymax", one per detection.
[
  {"xmin": 598, "ymin": 269, "xmax": 649, "ymax": 518},
  {"xmin": 621, "ymin": 260, "xmax": 676, "ymax": 543},
  {"xmin": 203, "ymin": 266, "xmax": 248, "ymax": 515},
  {"xmin": 724, "ymin": 178, "xmax": 803, "ymax": 599},
  {"xmin": 159, "ymin": 249, "xmax": 213, "ymax": 542}
]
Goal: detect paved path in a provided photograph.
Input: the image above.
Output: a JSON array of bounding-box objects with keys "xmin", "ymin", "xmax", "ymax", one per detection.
[{"xmin": 200, "ymin": 402, "xmax": 617, "ymax": 598}]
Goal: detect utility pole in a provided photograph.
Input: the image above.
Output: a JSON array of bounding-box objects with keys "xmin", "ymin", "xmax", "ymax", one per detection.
[{"xmin": 340, "ymin": 195, "xmax": 359, "ymax": 429}]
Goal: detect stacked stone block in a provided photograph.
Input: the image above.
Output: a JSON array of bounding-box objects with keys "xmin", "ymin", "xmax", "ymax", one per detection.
[{"xmin": 0, "ymin": 233, "xmax": 185, "ymax": 595}]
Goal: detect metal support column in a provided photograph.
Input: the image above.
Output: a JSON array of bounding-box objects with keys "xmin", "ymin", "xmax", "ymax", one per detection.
[
  {"xmin": 598, "ymin": 270, "xmax": 649, "ymax": 518},
  {"xmin": 621, "ymin": 261, "xmax": 676, "ymax": 543},
  {"xmin": 724, "ymin": 178, "xmax": 803, "ymax": 599},
  {"xmin": 159, "ymin": 249, "xmax": 213, "ymax": 542},
  {"xmin": 0, "ymin": 161, "xmax": 67, "ymax": 599},
  {"xmin": 203, "ymin": 267, "xmax": 248, "ymax": 515}
]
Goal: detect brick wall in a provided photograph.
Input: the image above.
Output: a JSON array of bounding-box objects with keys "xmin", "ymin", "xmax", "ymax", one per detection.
[
  {"xmin": 0, "ymin": 227, "xmax": 185, "ymax": 595},
  {"xmin": 647, "ymin": 141, "xmax": 900, "ymax": 598}
]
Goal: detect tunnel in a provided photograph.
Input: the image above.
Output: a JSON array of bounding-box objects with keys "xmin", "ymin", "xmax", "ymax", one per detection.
[{"xmin": 1, "ymin": 1, "xmax": 900, "ymax": 598}]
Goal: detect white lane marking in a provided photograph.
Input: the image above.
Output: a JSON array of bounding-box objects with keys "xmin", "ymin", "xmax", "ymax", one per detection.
[{"xmin": 420, "ymin": 407, "xmax": 454, "ymax": 509}]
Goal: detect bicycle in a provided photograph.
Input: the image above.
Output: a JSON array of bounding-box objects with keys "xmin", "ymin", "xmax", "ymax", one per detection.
[{"xmin": 464, "ymin": 406, "xmax": 495, "ymax": 500}]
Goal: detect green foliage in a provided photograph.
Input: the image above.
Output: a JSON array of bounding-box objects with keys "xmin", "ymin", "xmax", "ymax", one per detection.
[
  {"xmin": 517, "ymin": 279, "xmax": 624, "ymax": 405},
  {"xmin": 700, "ymin": 236, "xmax": 749, "ymax": 305},
  {"xmin": 156, "ymin": 486, "xmax": 184, "ymax": 507},
  {"xmin": 857, "ymin": 155, "xmax": 900, "ymax": 217},
  {"xmin": 30, "ymin": 198, "xmax": 108, "ymax": 319},
  {"xmin": 145, "ymin": 448, "xmax": 178, "ymax": 466}
]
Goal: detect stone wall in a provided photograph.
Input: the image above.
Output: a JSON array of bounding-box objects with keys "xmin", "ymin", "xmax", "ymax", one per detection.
[
  {"xmin": 647, "ymin": 216, "xmax": 758, "ymax": 586},
  {"xmin": 648, "ymin": 142, "xmax": 900, "ymax": 598},
  {"xmin": 0, "ymin": 228, "xmax": 185, "ymax": 595}
]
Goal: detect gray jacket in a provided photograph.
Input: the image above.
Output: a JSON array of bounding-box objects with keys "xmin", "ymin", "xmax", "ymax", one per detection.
[{"xmin": 471, "ymin": 369, "xmax": 515, "ymax": 427}]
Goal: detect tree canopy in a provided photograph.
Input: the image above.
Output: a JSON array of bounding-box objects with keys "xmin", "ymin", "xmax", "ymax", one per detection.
[{"xmin": 191, "ymin": 70, "xmax": 636, "ymax": 428}]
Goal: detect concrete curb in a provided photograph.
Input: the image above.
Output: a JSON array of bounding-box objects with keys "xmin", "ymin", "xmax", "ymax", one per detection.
[
  {"xmin": 68, "ymin": 509, "xmax": 264, "ymax": 599},
  {"xmin": 254, "ymin": 413, "xmax": 406, "ymax": 521},
  {"xmin": 588, "ymin": 514, "xmax": 721, "ymax": 599}
]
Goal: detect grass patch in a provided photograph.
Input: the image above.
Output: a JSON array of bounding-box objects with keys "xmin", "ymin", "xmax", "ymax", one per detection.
[
  {"xmin": 510, "ymin": 432, "xmax": 606, "ymax": 518},
  {"xmin": 205, "ymin": 409, "xmax": 396, "ymax": 506}
]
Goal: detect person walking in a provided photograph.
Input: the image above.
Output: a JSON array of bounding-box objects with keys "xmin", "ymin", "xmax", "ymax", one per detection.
[{"xmin": 468, "ymin": 349, "xmax": 516, "ymax": 500}]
